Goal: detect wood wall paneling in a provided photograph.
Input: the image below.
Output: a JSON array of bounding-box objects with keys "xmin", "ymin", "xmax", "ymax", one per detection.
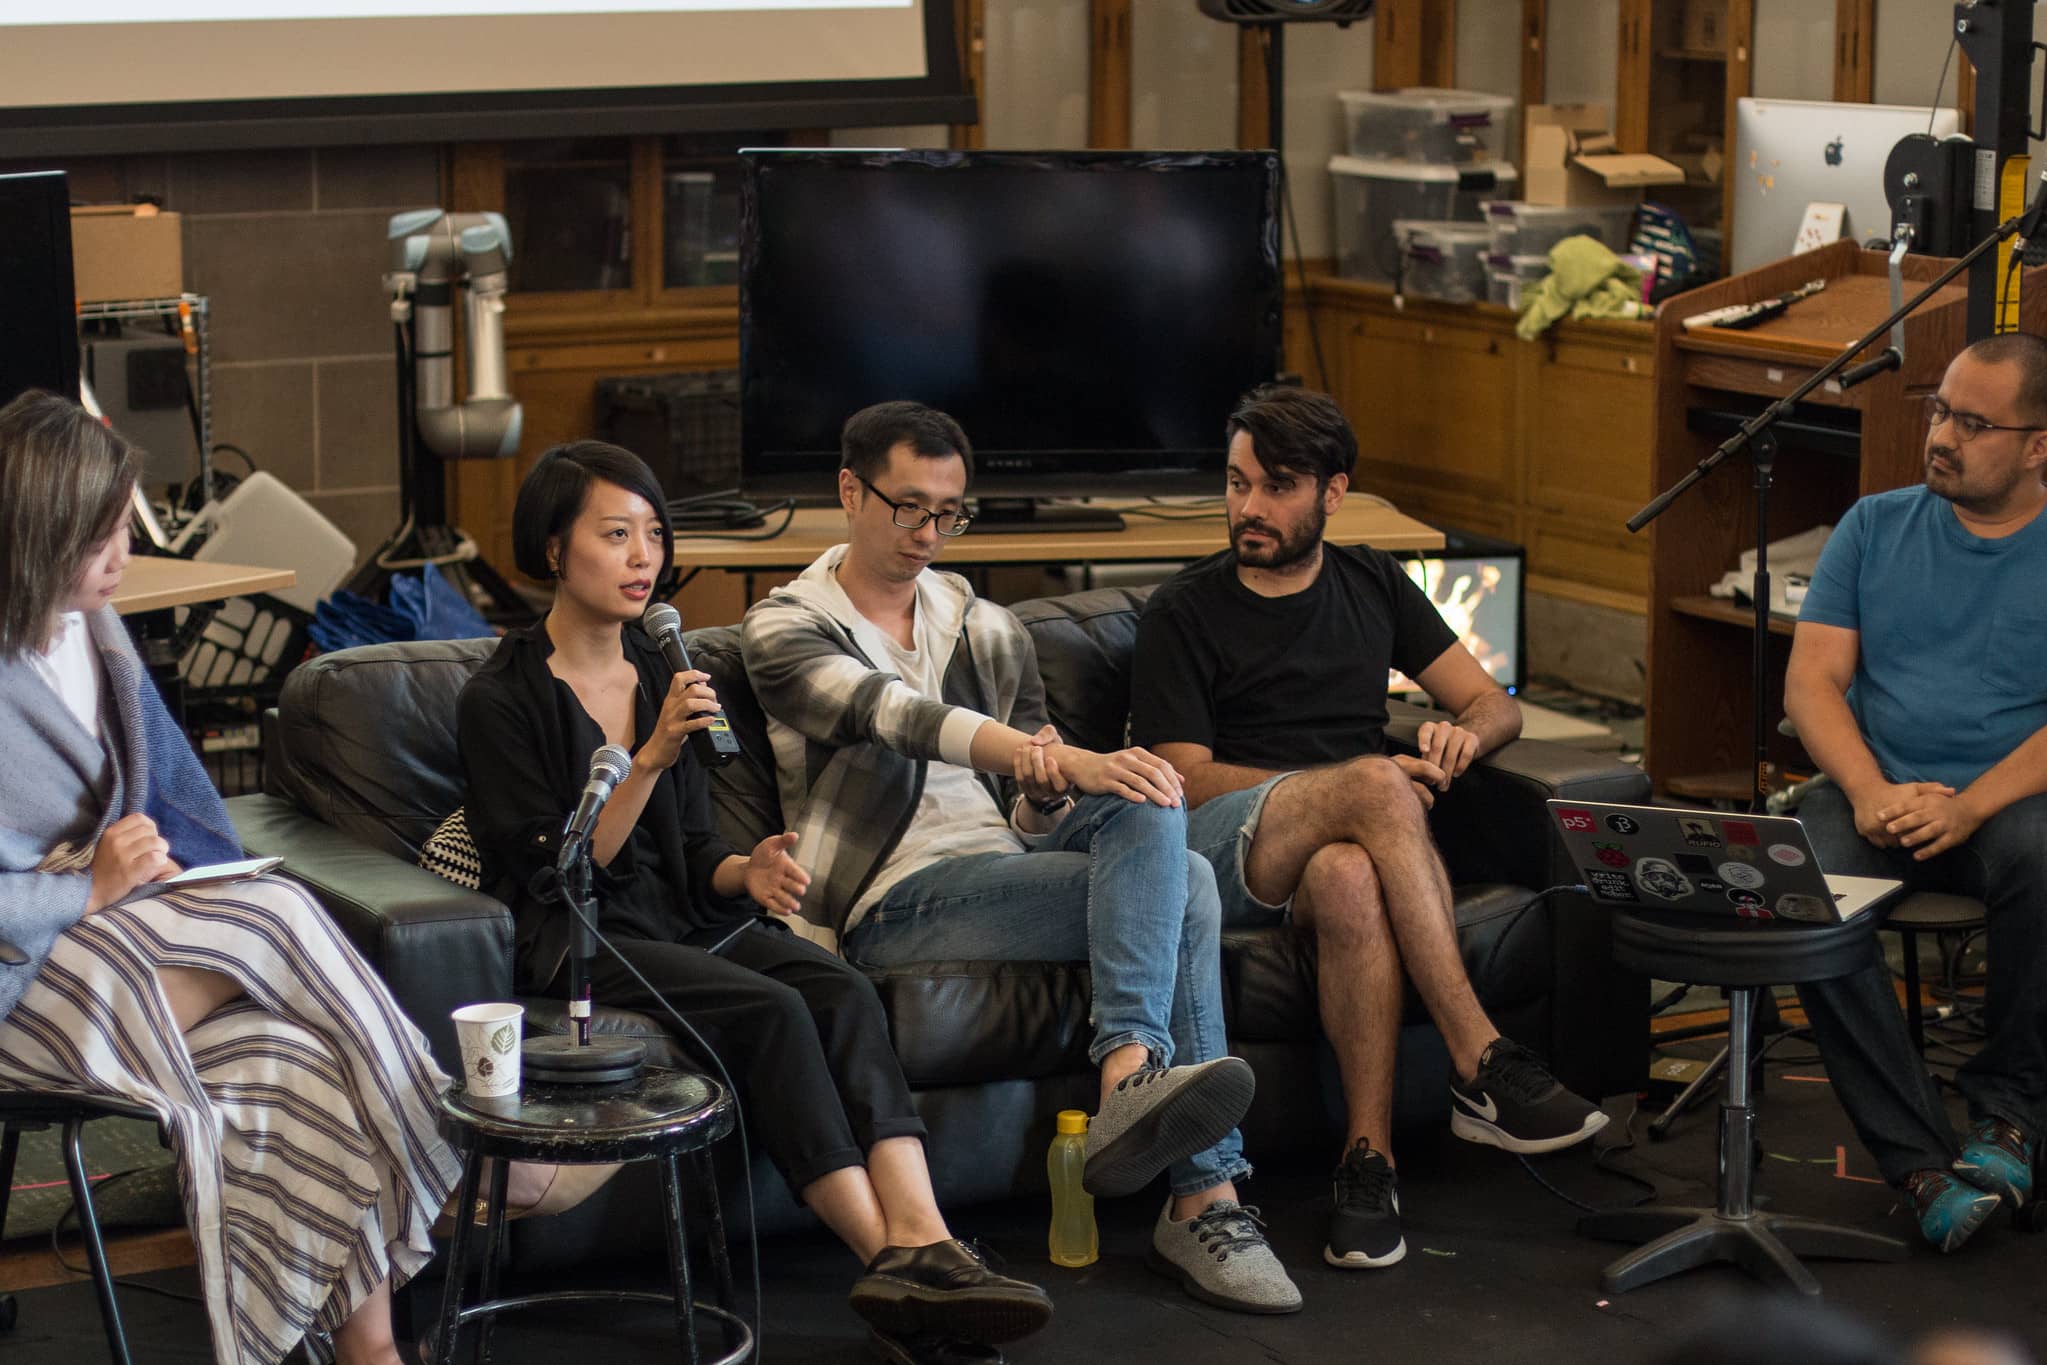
[
  {"xmin": 1089, "ymin": 0, "xmax": 1133, "ymax": 148},
  {"xmin": 1834, "ymin": 0, "xmax": 1874, "ymax": 103},
  {"xmin": 1373, "ymin": 0, "xmax": 1456, "ymax": 92},
  {"xmin": 1521, "ymin": 0, "xmax": 1548, "ymax": 115},
  {"xmin": 1237, "ymin": 28, "xmax": 1273, "ymax": 149}
]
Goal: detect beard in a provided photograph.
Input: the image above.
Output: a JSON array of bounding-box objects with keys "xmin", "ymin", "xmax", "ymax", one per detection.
[
  {"xmin": 1230, "ymin": 502, "xmax": 1327, "ymax": 571},
  {"xmin": 1924, "ymin": 441, "xmax": 2027, "ymax": 513}
]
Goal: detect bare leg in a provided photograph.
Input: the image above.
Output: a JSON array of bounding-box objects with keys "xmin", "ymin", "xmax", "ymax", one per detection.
[
  {"xmin": 1099, "ymin": 1041, "xmax": 1149, "ymax": 1101},
  {"xmin": 1245, "ymin": 759, "xmax": 1496, "ymax": 1079},
  {"xmin": 864, "ymin": 1135, "xmax": 953, "ymax": 1249},
  {"xmin": 1292, "ymin": 842, "xmax": 1404, "ymax": 1163},
  {"xmin": 1169, "ymin": 1180, "xmax": 1239, "ymax": 1220},
  {"xmin": 156, "ymin": 965, "xmax": 243, "ymax": 1033},
  {"xmin": 331, "ymin": 1273, "xmax": 404, "ymax": 1365},
  {"xmin": 803, "ymin": 1166, "xmax": 892, "ymax": 1264}
]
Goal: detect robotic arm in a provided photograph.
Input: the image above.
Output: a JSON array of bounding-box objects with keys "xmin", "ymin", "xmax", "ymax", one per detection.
[{"xmin": 385, "ymin": 209, "xmax": 524, "ymax": 460}]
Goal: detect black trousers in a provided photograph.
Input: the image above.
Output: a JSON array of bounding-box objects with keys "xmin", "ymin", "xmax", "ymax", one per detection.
[{"xmin": 542, "ymin": 919, "xmax": 926, "ymax": 1192}]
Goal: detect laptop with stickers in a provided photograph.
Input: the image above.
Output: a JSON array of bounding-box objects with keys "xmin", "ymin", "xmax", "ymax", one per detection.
[{"xmin": 1544, "ymin": 799, "xmax": 1901, "ymax": 923}]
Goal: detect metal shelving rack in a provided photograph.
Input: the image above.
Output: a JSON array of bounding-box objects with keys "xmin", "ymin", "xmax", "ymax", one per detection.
[{"xmin": 76, "ymin": 292, "xmax": 214, "ymax": 502}]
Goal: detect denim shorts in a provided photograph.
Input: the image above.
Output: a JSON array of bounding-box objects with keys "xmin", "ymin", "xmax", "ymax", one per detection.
[{"xmin": 1185, "ymin": 773, "xmax": 1297, "ymax": 928}]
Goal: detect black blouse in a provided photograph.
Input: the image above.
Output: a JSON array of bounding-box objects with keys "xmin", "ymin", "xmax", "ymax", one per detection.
[{"xmin": 456, "ymin": 621, "xmax": 749, "ymax": 990}]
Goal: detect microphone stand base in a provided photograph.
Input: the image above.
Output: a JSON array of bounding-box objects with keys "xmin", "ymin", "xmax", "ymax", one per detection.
[{"xmin": 522, "ymin": 1034, "xmax": 647, "ymax": 1086}]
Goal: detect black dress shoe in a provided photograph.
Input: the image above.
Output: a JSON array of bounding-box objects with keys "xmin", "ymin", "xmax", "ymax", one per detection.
[
  {"xmin": 849, "ymin": 1239, "xmax": 1053, "ymax": 1345},
  {"xmin": 867, "ymin": 1327, "xmax": 1007, "ymax": 1365}
]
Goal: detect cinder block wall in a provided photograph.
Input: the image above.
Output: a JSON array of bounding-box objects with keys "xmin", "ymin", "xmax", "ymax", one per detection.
[{"xmin": 5, "ymin": 146, "xmax": 446, "ymax": 569}]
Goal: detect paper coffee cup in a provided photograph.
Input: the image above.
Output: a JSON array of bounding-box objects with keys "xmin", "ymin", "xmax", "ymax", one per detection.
[{"xmin": 451, "ymin": 1002, "xmax": 524, "ymax": 1098}]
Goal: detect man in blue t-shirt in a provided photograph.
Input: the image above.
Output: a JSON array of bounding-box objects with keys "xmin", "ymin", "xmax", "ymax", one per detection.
[
  {"xmin": 1788, "ymin": 331, "xmax": 2047, "ymax": 1253},
  {"xmin": 1129, "ymin": 386, "xmax": 1607, "ymax": 1275}
]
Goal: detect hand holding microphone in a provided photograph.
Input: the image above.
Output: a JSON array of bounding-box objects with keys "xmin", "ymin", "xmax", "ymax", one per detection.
[{"xmin": 643, "ymin": 602, "xmax": 741, "ymax": 768}]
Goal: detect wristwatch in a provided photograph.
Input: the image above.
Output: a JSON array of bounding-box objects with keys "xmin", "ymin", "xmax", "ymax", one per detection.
[{"xmin": 1030, "ymin": 793, "xmax": 1075, "ymax": 817}]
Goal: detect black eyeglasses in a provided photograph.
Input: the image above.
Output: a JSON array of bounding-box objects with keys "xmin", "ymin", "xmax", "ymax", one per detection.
[
  {"xmin": 855, "ymin": 474, "xmax": 973, "ymax": 536},
  {"xmin": 1924, "ymin": 395, "xmax": 2044, "ymax": 444}
]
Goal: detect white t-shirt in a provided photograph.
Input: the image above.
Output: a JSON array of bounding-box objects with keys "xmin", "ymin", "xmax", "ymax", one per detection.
[
  {"xmin": 30, "ymin": 612, "xmax": 101, "ymax": 741},
  {"xmin": 808, "ymin": 568, "xmax": 1026, "ymax": 915}
]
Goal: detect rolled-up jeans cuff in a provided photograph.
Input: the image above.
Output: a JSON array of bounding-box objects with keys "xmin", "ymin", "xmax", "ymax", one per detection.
[
  {"xmin": 1171, "ymin": 1156, "xmax": 1252, "ymax": 1199},
  {"xmin": 1089, "ymin": 1029, "xmax": 1168, "ymax": 1069}
]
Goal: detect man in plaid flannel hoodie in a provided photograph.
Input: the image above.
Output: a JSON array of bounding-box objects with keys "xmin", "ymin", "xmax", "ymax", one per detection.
[{"xmin": 741, "ymin": 402, "xmax": 1303, "ymax": 1315}]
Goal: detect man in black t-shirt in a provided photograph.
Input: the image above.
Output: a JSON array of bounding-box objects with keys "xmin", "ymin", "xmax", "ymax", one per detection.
[{"xmin": 1130, "ymin": 386, "xmax": 1607, "ymax": 1272}]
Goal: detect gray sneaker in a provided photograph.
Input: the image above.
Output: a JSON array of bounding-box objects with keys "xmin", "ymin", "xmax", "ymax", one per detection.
[
  {"xmin": 1082, "ymin": 1055, "xmax": 1255, "ymax": 1198},
  {"xmin": 1146, "ymin": 1199, "xmax": 1302, "ymax": 1314}
]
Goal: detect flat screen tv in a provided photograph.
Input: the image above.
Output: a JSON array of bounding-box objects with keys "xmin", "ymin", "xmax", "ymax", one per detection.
[
  {"xmin": 0, "ymin": 170, "xmax": 80, "ymax": 410},
  {"xmin": 740, "ymin": 150, "xmax": 1282, "ymax": 516}
]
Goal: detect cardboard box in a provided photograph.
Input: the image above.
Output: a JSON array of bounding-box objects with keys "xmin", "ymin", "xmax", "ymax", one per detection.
[
  {"xmin": 70, "ymin": 204, "xmax": 184, "ymax": 304},
  {"xmin": 1524, "ymin": 103, "xmax": 1686, "ymax": 206},
  {"xmin": 1682, "ymin": 0, "xmax": 1728, "ymax": 54}
]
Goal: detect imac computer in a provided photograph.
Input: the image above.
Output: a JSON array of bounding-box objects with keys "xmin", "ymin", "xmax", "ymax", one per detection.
[{"xmin": 1731, "ymin": 98, "xmax": 1961, "ymax": 275}]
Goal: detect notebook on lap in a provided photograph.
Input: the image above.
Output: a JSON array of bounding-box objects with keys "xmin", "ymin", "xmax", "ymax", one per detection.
[{"xmin": 1545, "ymin": 799, "xmax": 1901, "ymax": 923}]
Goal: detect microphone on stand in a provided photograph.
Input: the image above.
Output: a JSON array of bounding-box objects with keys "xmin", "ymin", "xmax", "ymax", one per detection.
[
  {"xmin": 642, "ymin": 602, "xmax": 742, "ymax": 768},
  {"xmin": 521, "ymin": 742, "xmax": 648, "ymax": 1087},
  {"xmin": 559, "ymin": 743, "xmax": 631, "ymax": 866}
]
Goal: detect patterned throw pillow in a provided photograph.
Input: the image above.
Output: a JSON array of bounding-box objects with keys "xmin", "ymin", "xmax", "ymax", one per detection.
[{"xmin": 418, "ymin": 808, "xmax": 482, "ymax": 891}]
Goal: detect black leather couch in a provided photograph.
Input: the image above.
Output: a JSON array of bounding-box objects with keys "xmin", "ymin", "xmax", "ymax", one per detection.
[{"xmin": 226, "ymin": 586, "xmax": 1649, "ymax": 1265}]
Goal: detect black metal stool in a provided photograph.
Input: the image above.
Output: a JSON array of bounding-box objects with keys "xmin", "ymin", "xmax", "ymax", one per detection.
[
  {"xmin": 0, "ymin": 1092, "xmax": 163, "ymax": 1364},
  {"xmin": 1579, "ymin": 908, "xmax": 1909, "ymax": 1296},
  {"xmin": 1881, "ymin": 892, "xmax": 1987, "ymax": 1054},
  {"xmin": 431, "ymin": 1066, "xmax": 752, "ymax": 1365}
]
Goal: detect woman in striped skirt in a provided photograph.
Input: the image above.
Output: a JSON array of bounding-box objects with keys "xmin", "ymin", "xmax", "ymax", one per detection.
[{"xmin": 0, "ymin": 391, "xmax": 593, "ymax": 1365}]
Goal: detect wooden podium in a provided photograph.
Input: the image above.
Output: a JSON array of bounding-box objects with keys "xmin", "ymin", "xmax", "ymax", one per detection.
[{"xmin": 1645, "ymin": 241, "xmax": 2047, "ymax": 793}]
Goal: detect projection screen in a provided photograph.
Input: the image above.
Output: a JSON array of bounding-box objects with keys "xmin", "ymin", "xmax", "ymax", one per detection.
[{"xmin": 0, "ymin": 1, "xmax": 971, "ymax": 155}]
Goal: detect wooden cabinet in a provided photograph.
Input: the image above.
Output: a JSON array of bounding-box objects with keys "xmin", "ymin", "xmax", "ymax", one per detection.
[{"xmin": 1305, "ymin": 275, "xmax": 1656, "ymax": 610}]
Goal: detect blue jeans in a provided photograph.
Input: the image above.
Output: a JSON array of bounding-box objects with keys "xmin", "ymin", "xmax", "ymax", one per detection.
[
  {"xmin": 1794, "ymin": 782, "xmax": 2047, "ymax": 1184},
  {"xmin": 842, "ymin": 793, "xmax": 1249, "ymax": 1197}
]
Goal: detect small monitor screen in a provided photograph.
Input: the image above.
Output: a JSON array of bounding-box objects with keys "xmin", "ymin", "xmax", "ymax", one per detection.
[{"xmin": 1387, "ymin": 552, "xmax": 1524, "ymax": 695}]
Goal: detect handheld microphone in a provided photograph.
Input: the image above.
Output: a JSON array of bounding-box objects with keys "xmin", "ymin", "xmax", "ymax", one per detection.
[
  {"xmin": 642, "ymin": 601, "xmax": 741, "ymax": 768},
  {"xmin": 560, "ymin": 743, "xmax": 631, "ymax": 866}
]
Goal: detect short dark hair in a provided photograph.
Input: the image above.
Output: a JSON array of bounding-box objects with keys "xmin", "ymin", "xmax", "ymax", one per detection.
[
  {"xmin": 1964, "ymin": 331, "xmax": 2047, "ymax": 426},
  {"xmin": 0, "ymin": 390, "xmax": 141, "ymax": 655},
  {"xmin": 1225, "ymin": 385, "xmax": 1357, "ymax": 486},
  {"xmin": 512, "ymin": 440, "xmax": 677, "ymax": 595},
  {"xmin": 840, "ymin": 401, "xmax": 974, "ymax": 486}
]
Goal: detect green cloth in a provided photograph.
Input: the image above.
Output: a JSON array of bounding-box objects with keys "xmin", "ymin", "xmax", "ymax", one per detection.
[{"xmin": 1514, "ymin": 234, "xmax": 1649, "ymax": 340}]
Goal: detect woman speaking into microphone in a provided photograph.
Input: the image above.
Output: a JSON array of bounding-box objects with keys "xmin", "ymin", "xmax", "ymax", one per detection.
[{"xmin": 457, "ymin": 442, "xmax": 1048, "ymax": 1363}]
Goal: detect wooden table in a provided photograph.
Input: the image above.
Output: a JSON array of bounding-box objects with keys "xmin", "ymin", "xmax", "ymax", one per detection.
[
  {"xmin": 113, "ymin": 557, "xmax": 298, "ymax": 615},
  {"xmin": 668, "ymin": 499, "xmax": 1442, "ymax": 627}
]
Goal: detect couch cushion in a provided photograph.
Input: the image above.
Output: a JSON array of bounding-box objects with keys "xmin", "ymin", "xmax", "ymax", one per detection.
[
  {"xmin": 1010, "ymin": 587, "xmax": 1155, "ymax": 755},
  {"xmin": 687, "ymin": 624, "xmax": 783, "ymax": 850},
  {"xmin": 271, "ymin": 637, "xmax": 498, "ymax": 860}
]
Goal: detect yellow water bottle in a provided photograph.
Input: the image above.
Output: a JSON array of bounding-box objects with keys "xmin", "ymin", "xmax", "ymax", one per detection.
[{"xmin": 1047, "ymin": 1109, "xmax": 1098, "ymax": 1267}]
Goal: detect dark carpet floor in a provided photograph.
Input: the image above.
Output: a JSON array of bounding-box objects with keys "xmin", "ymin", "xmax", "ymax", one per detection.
[{"xmin": 7, "ymin": 1040, "xmax": 2047, "ymax": 1363}]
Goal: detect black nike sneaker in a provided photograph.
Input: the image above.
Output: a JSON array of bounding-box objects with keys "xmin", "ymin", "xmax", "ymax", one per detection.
[
  {"xmin": 1324, "ymin": 1140, "xmax": 1404, "ymax": 1269},
  {"xmin": 1448, "ymin": 1038, "xmax": 1609, "ymax": 1154}
]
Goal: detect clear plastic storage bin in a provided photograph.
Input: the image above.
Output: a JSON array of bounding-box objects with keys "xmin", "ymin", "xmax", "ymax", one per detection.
[
  {"xmin": 1339, "ymin": 88, "xmax": 1517, "ymax": 165},
  {"xmin": 1329, "ymin": 156, "xmax": 1518, "ymax": 285},
  {"xmin": 1394, "ymin": 221, "xmax": 1494, "ymax": 303},
  {"xmin": 1484, "ymin": 253, "xmax": 1550, "ymax": 310},
  {"xmin": 1481, "ymin": 200, "xmax": 1638, "ymax": 258}
]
